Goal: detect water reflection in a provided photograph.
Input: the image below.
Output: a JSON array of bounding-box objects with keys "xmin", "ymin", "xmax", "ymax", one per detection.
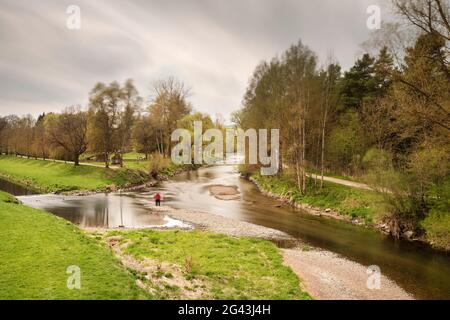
[
  {"xmin": 18, "ymin": 193, "xmax": 168, "ymax": 228},
  {"xmin": 0, "ymin": 178, "xmax": 35, "ymax": 196}
]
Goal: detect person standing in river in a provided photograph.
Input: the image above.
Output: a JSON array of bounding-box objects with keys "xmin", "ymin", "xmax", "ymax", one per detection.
[{"xmin": 154, "ymin": 193, "xmax": 161, "ymax": 206}]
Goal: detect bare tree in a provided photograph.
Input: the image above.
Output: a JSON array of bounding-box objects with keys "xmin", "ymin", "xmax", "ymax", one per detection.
[
  {"xmin": 46, "ymin": 106, "xmax": 88, "ymax": 166},
  {"xmin": 148, "ymin": 77, "xmax": 192, "ymax": 157}
]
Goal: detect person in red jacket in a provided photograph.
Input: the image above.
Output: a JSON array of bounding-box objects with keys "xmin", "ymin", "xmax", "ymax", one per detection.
[{"xmin": 154, "ymin": 193, "xmax": 161, "ymax": 206}]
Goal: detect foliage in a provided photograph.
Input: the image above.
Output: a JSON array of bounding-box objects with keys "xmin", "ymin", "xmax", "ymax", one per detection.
[
  {"xmin": 45, "ymin": 106, "xmax": 88, "ymax": 165},
  {"xmin": 87, "ymin": 80, "xmax": 141, "ymax": 168},
  {"xmin": 421, "ymin": 178, "xmax": 450, "ymax": 250}
]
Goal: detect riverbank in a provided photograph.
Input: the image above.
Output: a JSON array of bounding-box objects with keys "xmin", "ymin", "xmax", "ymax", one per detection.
[
  {"xmin": 97, "ymin": 229, "xmax": 310, "ymax": 299},
  {"xmin": 142, "ymin": 204, "xmax": 414, "ymax": 300},
  {"xmin": 143, "ymin": 205, "xmax": 295, "ymax": 242},
  {"xmin": 283, "ymin": 248, "xmax": 413, "ymax": 300},
  {"xmin": 249, "ymin": 173, "xmax": 383, "ymax": 226},
  {"xmin": 0, "ymin": 155, "xmax": 196, "ymax": 194},
  {"xmin": 249, "ymin": 173, "xmax": 450, "ymax": 251},
  {"xmin": 0, "ymin": 155, "xmax": 148, "ymax": 193},
  {"xmin": 0, "ymin": 190, "xmax": 310, "ymax": 300},
  {"xmin": 0, "ymin": 191, "xmax": 148, "ymax": 299}
]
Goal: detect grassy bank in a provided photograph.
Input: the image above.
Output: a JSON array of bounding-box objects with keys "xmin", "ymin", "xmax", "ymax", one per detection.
[
  {"xmin": 0, "ymin": 155, "xmax": 148, "ymax": 193},
  {"xmin": 251, "ymin": 172, "xmax": 450, "ymax": 251},
  {"xmin": 251, "ymin": 172, "xmax": 386, "ymax": 224},
  {"xmin": 0, "ymin": 191, "xmax": 310, "ymax": 299},
  {"xmin": 80, "ymin": 152, "xmax": 196, "ymax": 175},
  {"xmin": 0, "ymin": 191, "xmax": 148, "ymax": 300},
  {"xmin": 103, "ymin": 229, "xmax": 311, "ymax": 300}
]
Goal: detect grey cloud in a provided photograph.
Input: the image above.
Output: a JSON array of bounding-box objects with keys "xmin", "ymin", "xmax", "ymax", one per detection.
[{"xmin": 0, "ymin": 0, "xmax": 388, "ymax": 119}]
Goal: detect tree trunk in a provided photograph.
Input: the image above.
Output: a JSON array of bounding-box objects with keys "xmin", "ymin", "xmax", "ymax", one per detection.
[
  {"xmin": 156, "ymin": 135, "xmax": 161, "ymax": 155},
  {"xmin": 278, "ymin": 140, "xmax": 283, "ymax": 173},
  {"xmin": 321, "ymin": 124, "xmax": 325, "ymax": 189},
  {"xmin": 302, "ymin": 115, "xmax": 306, "ymax": 194},
  {"xmin": 160, "ymin": 131, "xmax": 165, "ymax": 156},
  {"xmin": 105, "ymin": 152, "xmax": 109, "ymax": 168}
]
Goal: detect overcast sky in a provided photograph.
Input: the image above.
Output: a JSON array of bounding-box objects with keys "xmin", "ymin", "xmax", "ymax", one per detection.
[{"xmin": 0, "ymin": 0, "xmax": 389, "ymax": 121}]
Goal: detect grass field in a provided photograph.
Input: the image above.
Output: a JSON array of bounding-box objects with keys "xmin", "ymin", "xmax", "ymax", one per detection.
[
  {"xmin": 0, "ymin": 191, "xmax": 148, "ymax": 300},
  {"xmin": 0, "ymin": 156, "xmax": 148, "ymax": 192},
  {"xmin": 252, "ymin": 172, "xmax": 386, "ymax": 223},
  {"xmin": 105, "ymin": 229, "xmax": 311, "ymax": 300},
  {"xmin": 81, "ymin": 152, "xmax": 187, "ymax": 173}
]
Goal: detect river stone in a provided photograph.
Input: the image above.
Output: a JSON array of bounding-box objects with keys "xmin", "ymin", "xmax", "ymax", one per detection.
[{"xmin": 403, "ymin": 231, "xmax": 414, "ymax": 240}]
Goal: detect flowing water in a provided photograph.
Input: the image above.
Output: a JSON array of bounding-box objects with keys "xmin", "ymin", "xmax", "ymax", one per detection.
[
  {"xmin": 17, "ymin": 193, "xmax": 175, "ymax": 229},
  {"xmin": 1, "ymin": 167, "xmax": 450, "ymax": 299},
  {"xmin": 153, "ymin": 166, "xmax": 450, "ymax": 300}
]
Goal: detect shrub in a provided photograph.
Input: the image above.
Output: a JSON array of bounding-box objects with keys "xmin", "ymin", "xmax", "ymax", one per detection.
[
  {"xmin": 147, "ymin": 153, "xmax": 169, "ymax": 178},
  {"xmin": 421, "ymin": 211, "xmax": 450, "ymax": 250}
]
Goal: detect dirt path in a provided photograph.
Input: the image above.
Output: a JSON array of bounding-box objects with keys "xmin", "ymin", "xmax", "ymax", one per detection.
[
  {"xmin": 306, "ymin": 173, "xmax": 373, "ymax": 191},
  {"xmin": 11, "ymin": 155, "xmax": 120, "ymax": 170},
  {"xmin": 283, "ymin": 248, "xmax": 413, "ymax": 300}
]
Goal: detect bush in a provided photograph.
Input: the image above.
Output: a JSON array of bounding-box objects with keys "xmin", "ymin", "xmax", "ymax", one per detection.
[
  {"xmin": 147, "ymin": 153, "xmax": 169, "ymax": 178},
  {"xmin": 421, "ymin": 211, "xmax": 450, "ymax": 250},
  {"xmin": 362, "ymin": 148, "xmax": 391, "ymax": 171}
]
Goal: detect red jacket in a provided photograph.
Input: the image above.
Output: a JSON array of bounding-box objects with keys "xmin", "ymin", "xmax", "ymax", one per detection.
[{"xmin": 154, "ymin": 193, "xmax": 161, "ymax": 201}]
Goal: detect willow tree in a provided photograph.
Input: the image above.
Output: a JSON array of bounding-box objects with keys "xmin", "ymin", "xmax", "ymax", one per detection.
[{"xmin": 88, "ymin": 80, "xmax": 141, "ymax": 167}]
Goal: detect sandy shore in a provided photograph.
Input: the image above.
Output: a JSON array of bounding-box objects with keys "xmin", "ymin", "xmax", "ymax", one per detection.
[
  {"xmin": 146, "ymin": 205, "xmax": 294, "ymax": 241},
  {"xmin": 283, "ymin": 248, "xmax": 414, "ymax": 300},
  {"xmin": 208, "ymin": 185, "xmax": 241, "ymax": 200}
]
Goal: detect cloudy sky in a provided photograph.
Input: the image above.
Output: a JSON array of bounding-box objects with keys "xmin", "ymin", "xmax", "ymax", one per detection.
[{"xmin": 0, "ymin": 0, "xmax": 389, "ymax": 120}]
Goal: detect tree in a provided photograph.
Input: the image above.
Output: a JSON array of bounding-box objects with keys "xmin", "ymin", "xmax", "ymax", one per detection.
[
  {"xmin": 0, "ymin": 117, "xmax": 8, "ymax": 154},
  {"xmin": 319, "ymin": 62, "xmax": 341, "ymax": 188},
  {"xmin": 339, "ymin": 54, "xmax": 377, "ymax": 110},
  {"xmin": 373, "ymin": 47, "xmax": 395, "ymax": 96},
  {"xmin": 46, "ymin": 107, "xmax": 88, "ymax": 166},
  {"xmin": 132, "ymin": 115, "xmax": 158, "ymax": 159},
  {"xmin": 33, "ymin": 113, "xmax": 50, "ymax": 160},
  {"xmin": 326, "ymin": 110, "xmax": 366, "ymax": 175},
  {"xmin": 394, "ymin": 33, "xmax": 450, "ymax": 133},
  {"xmin": 283, "ymin": 41, "xmax": 318, "ymax": 193},
  {"xmin": 148, "ymin": 77, "xmax": 192, "ymax": 157},
  {"xmin": 88, "ymin": 81, "xmax": 138, "ymax": 167},
  {"xmin": 118, "ymin": 79, "xmax": 141, "ymax": 157},
  {"xmin": 395, "ymin": 0, "xmax": 450, "ymax": 81}
]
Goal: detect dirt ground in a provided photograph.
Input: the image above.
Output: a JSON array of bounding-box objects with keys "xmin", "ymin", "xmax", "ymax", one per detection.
[{"xmin": 283, "ymin": 248, "xmax": 414, "ymax": 300}]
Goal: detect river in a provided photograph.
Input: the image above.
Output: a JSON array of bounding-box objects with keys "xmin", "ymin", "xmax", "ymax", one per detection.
[{"xmin": 1, "ymin": 166, "xmax": 450, "ymax": 299}]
